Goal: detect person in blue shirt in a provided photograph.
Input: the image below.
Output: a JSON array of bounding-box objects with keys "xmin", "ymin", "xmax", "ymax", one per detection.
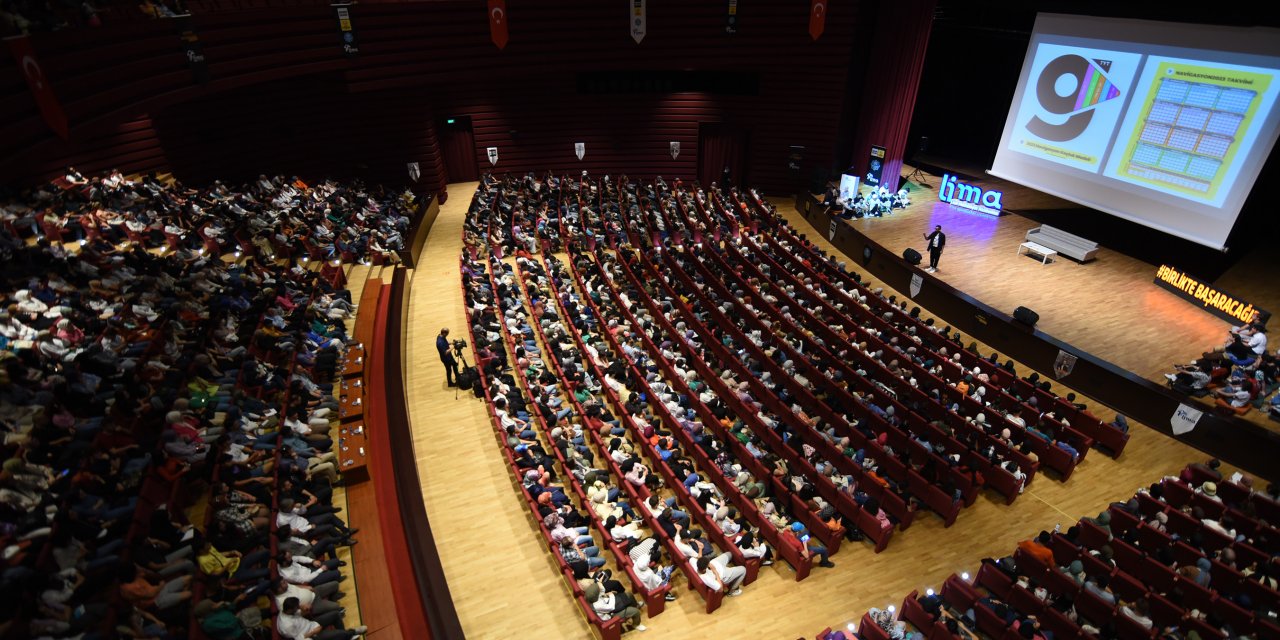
[{"xmin": 436, "ymin": 327, "xmax": 460, "ymax": 387}]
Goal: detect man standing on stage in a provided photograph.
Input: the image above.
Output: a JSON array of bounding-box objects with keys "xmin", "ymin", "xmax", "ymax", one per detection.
[
  {"xmin": 922, "ymin": 225, "xmax": 946, "ymax": 273},
  {"xmin": 437, "ymin": 327, "xmax": 459, "ymax": 387}
]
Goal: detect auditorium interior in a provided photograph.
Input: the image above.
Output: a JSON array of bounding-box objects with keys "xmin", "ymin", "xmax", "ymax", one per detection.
[{"xmin": 3, "ymin": 1, "xmax": 1280, "ymax": 640}]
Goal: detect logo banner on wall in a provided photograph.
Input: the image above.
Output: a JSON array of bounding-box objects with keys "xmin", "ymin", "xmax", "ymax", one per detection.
[
  {"xmin": 828, "ymin": 218, "xmax": 837, "ymax": 241},
  {"xmin": 6, "ymin": 36, "xmax": 69, "ymax": 140},
  {"xmin": 725, "ymin": 0, "xmax": 738, "ymax": 35},
  {"xmin": 1052, "ymin": 349, "xmax": 1078, "ymax": 379},
  {"xmin": 333, "ymin": 4, "xmax": 358, "ymax": 57},
  {"xmin": 865, "ymin": 145, "xmax": 886, "ymax": 187},
  {"xmin": 630, "ymin": 0, "xmax": 646, "ymax": 44},
  {"xmin": 407, "ymin": 162, "xmax": 420, "ymax": 182},
  {"xmin": 575, "ymin": 142, "xmax": 585, "ymax": 160},
  {"xmin": 487, "ymin": 147, "xmax": 499, "ymax": 166},
  {"xmin": 909, "ymin": 273, "xmax": 923, "ymax": 298},
  {"xmin": 1171, "ymin": 403, "xmax": 1203, "ymax": 436},
  {"xmin": 670, "ymin": 141, "xmax": 680, "ymax": 159},
  {"xmin": 175, "ymin": 16, "xmax": 208, "ymax": 85},
  {"xmin": 808, "ymin": 0, "xmax": 826, "ymax": 41},
  {"xmin": 487, "ymin": 0, "xmax": 508, "ymax": 50}
]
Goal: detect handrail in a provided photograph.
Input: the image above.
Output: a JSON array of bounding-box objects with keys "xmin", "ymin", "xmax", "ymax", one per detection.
[{"xmin": 791, "ymin": 190, "xmax": 1280, "ymax": 483}]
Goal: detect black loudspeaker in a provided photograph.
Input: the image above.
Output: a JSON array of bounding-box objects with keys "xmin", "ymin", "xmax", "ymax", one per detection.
[
  {"xmin": 902, "ymin": 247, "xmax": 922, "ymax": 265},
  {"xmin": 1013, "ymin": 306, "xmax": 1039, "ymax": 327}
]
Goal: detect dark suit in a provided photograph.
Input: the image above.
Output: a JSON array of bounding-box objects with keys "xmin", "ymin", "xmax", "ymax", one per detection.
[
  {"xmin": 437, "ymin": 334, "xmax": 459, "ymax": 386},
  {"xmin": 926, "ymin": 230, "xmax": 946, "ymax": 269}
]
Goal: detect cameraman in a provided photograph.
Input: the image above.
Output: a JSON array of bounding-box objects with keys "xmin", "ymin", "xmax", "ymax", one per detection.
[{"xmin": 437, "ymin": 328, "xmax": 461, "ymax": 387}]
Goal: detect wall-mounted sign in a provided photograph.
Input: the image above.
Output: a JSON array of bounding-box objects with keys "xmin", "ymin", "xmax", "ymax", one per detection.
[
  {"xmin": 332, "ymin": 4, "xmax": 358, "ymax": 57},
  {"xmin": 1154, "ymin": 264, "xmax": 1269, "ymax": 326},
  {"xmin": 938, "ymin": 173, "xmax": 1003, "ymax": 216}
]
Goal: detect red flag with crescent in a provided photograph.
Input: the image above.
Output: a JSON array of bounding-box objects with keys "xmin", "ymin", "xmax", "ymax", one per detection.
[
  {"xmin": 488, "ymin": 0, "xmax": 508, "ymax": 50},
  {"xmin": 808, "ymin": 0, "xmax": 827, "ymax": 41},
  {"xmin": 7, "ymin": 36, "xmax": 69, "ymax": 140}
]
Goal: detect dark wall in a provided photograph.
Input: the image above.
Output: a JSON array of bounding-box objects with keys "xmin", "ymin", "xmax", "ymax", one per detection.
[{"xmin": 0, "ymin": 0, "xmax": 863, "ymax": 193}]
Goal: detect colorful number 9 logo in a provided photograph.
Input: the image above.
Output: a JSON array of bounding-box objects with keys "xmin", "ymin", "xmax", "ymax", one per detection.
[{"xmin": 1027, "ymin": 54, "xmax": 1095, "ymax": 142}]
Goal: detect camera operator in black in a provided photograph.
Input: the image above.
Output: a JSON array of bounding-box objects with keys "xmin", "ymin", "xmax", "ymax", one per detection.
[{"xmin": 437, "ymin": 327, "xmax": 461, "ymax": 387}]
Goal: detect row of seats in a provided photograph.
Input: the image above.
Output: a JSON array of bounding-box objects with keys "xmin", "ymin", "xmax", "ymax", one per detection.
[{"xmin": 835, "ymin": 464, "xmax": 1278, "ymax": 640}]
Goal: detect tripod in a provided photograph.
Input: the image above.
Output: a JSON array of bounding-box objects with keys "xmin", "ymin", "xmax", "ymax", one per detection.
[
  {"xmin": 453, "ymin": 349, "xmax": 469, "ymax": 400},
  {"xmin": 904, "ymin": 164, "xmax": 931, "ymax": 188}
]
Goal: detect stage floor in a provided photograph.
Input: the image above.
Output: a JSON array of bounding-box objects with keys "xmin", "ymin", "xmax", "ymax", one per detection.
[{"xmin": 807, "ymin": 166, "xmax": 1280, "ymax": 433}]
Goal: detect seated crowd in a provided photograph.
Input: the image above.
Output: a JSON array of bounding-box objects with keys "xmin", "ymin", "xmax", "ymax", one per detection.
[
  {"xmin": 1165, "ymin": 319, "xmax": 1278, "ymax": 419},
  {"xmin": 836, "ymin": 461, "xmax": 1277, "ymax": 640},
  {"xmin": 459, "ymin": 171, "xmax": 1134, "ymax": 634},
  {"xmin": 0, "ymin": 169, "xmax": 415, "ymax": 639},
  {"xmin": 1, "ymin": 0, "xmax": 187, "ymax": 36}
]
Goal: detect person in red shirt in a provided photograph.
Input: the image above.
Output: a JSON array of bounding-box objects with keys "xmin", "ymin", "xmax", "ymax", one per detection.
[{"xmin": 1015, "ymin": 531, "xmax": 1055, "ymax": 567}]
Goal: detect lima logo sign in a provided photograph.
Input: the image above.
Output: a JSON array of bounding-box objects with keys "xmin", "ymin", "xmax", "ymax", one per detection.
[{"xmin": 938, "ymin": 174, "xmax": 1002, "ymax": 216}]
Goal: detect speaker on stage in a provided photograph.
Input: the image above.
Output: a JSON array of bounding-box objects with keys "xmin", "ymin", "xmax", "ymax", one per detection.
[
  {"xmin": 1013, "ymin": 306, "xmax": 1039, "ymax": 327},
  {"xmin": 902, "ymin": 247, "xmax": 922, "ymax": 265}
]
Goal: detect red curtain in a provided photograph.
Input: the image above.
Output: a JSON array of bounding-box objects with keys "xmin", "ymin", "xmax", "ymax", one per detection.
[
  {"xmin": 849, "ymin": 0, "xmax": 936, "ymax": 192},
  {"xmin": 698, "ymin": 123, "xmax": 748, "ymax": 188},
  {"xmin": 439, "ymin": 124, "xmax": 478, "ymax": 183}
]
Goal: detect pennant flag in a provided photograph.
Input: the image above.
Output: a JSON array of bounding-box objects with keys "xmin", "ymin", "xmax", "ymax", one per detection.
[
  {"xmin": 6, "ymin": 36, "xmax": 69, "ymax": 140},
  {"xmin": 575, "ymin": 142, "xmax": 585, "ymax": 160},
  {"xmin": 630, "ymin": 0, "xmax": 646, "ymax": 44},
  {"xmin": 808, "ymin": 0, "xmax": 827, "ymax": 41},
  {"xmin": 725, "ymin": 0, "xmax": 738, "ymax": 35},
  {"xmin": 488, "ymin": 0, "xmax": 508, "ymax": 50}
]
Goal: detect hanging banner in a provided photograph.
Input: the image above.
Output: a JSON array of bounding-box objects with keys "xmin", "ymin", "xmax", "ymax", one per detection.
[
  {"xmin": 909, "ymin": 273, "xmax": 923, "ymax": 298},
  {"xmin": 725, "ymin": 0, "xmax": 738, "ymax": 35},
  {"xmin": 630, "ymin": 0, "xmax": 646, "ymax": 44},
  {"xmin": 1170, "ymin": 403, "xmax": 1203, "ymax": 436},
  {"xmin": 175, "ymin": 16, "xmax": 208, "ymax": 84},
  {"xmin": 670, "ymin": 141, "xmax": 680, "ymax": 159},
  {"xmin": 488, "ymin": 0, "xmax": 509, "ymax": 50},
  {"xmin": 808, "ymin": 0, "xmax": 827, "ymax": 41},
  {"xmin": 407, "ymin": 162, "xmax": 421, "ymax": 182},
  {"xmin": 828, "ymin": 217, "xmax": 838, "ymax": 241},
  {"xmin": 865, "ymin": 145, "xmax": 886, "ymax": 187},
  {"xmin": 575, "ymin": 142, "xmax": 585, "ymax": 160},
  {"xmin": 487, "ymin": 146, "xmax": 499, "ymax": 166},
  {"xmin": 333, "ymin": 4, "xmax": 358, "ymax": 57},
  {"xmin": 1052, "ymin": 349, "xmax": 1078, "ymax": 379},
  {"xmin": 6, "ymin": 36, "xmax": 69, "ymax": 140}
]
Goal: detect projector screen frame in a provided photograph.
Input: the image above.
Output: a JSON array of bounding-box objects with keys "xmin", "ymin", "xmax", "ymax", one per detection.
[{"xmin": 990, "ymin": 13, "xmax": 1280, "ymax": 250}]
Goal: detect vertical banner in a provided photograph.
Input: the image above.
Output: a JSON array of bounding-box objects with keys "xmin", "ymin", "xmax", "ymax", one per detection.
[
  {"xmin": 487, "ymin": 147, "xmax": 499, "ymax": 166},
  {"xmin": 6, "ymin": 36, "xmax": 69, "ymax": 140},
  {"xmin": 909, "ymin": 273, "xmax": 923, "ymax": 298},
  {"xmin": 865, "ymin": 145, "xmax": 886, "ymax": 187},
  {"xmin": 669, "ymin": 141, "xmax": 680, "ymax": 159},
  {"xmin": 487, "ymin": 0, "xmax": 508, "ymax": 50},
  {"xmin": 407, "ymin": 162, "xmax": 421, "ymax": 182},
  {"xmin": 808, "ymin": 0, "xmax": 827, "ymax": 41},
  {"xmin": 175, "ymin": 16, "xmax": 208, "ymax": 85},
  {"xmin": 630, "ymin": 0, "xmax": 646, "ymax": 44},
  {"xmin": 725, "ymin": 0, "xmax": 738, "ymax": 35},
  {"xmin": 575, "ymin": 142, "xmax": 585, "ymax": 160},
  {"xmin": 333, "ymin": 4, "xmax": 358, "ymax": 57}
]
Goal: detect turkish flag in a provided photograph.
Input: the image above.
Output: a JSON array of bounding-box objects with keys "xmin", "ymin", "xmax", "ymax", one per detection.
[
  {"xmin": 808, "ymin": 0, "xmax": 827, "ymax": 41},
  {"xmin": 488, "ymin": 0, "xmax": 508, "ymax": 50},
  {"xmin": 7, "ymin": 36, "xmax": 69, "ymax": 140}
]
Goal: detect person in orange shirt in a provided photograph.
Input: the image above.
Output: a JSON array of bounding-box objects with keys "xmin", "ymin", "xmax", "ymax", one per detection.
[{"xmin": 1016, "ymin": 531, "xmax": 1055, "ymax": 567}]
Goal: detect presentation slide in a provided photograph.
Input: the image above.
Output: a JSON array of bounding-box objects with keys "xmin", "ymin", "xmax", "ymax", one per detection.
[{"xmin": 990, "ymin": 15, "xmax": 1280, "ymax": 250}]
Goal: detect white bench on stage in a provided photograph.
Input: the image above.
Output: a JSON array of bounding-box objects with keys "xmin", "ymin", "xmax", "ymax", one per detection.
[
  {"xmin": 1018, "ymin": 241, "xmax": 1058, "ymax": 265},
  {"xmin": 1024, "ymin": 224, "xmax": 1099, "ymax": 262}
]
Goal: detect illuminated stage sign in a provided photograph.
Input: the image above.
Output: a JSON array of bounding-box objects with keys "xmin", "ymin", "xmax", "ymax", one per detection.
[
  {"xmin": 938, "ymin": 173, "xmax": 1003, "ymax": 216},
  {"xmin": 1154, "ymin": 264, "xmax": 1270, "ymax": 325}
]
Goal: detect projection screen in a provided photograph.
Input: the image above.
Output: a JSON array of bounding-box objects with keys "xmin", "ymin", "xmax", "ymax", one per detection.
[{"xmin": 990, "ymin": 14, "xmax": 1280, "ymax": 250}]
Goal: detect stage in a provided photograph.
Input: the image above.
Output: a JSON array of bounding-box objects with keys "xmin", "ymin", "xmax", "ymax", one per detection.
[{"xmin": 794, "ymin": 164, "xmax": 1280, "ymax": 433}]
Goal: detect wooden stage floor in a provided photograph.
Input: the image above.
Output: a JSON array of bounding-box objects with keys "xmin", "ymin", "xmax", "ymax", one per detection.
[
  {"xmin": 399, "ymin": 181, "xmax": 1231, "ymax": 640},
  {"xmin": 821, "ymin": 166, "xmax": 1280, "ymax": 434}
]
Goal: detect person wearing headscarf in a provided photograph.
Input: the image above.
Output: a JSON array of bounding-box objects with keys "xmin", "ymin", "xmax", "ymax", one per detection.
[{"xmin": 1060, "ymin": 559, "xmax": 1085, "ymax": 584}]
